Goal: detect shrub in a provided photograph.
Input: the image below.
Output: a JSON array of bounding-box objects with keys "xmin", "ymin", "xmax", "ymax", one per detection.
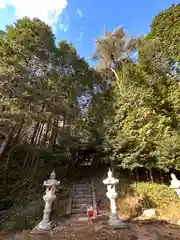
[
  {"xmin": 117, "ymin": 181, "xmax": 180, "ymax": 219},
  {"xmin": 0, "ymin": 210, "xmax": 40, "ymax": 231},
  {"xmin": 130, "ymin": 182, "xmax": 180, "ymax": 210}
]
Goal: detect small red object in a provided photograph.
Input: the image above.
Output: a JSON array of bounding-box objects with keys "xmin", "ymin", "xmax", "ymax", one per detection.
[{"xmin": 87, "ymin": 208, "xmax": 94, "ymax": 217}]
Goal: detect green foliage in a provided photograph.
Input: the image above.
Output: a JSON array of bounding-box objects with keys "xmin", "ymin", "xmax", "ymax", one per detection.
[
  {"xmin": 0, "ymin": 173, "xmax": 44, "ymax": 231},
  {"xmin": 150, "ymin": 4, "xmax": 180, "ymax": 60},
  {"xmin": 101, "ymin": 21, "xmax": 180, "ymax": 172},
  {"xmin": 131, "ymin": 182, "xmax": 180, "ymax": 210},
  {"xmin": 0, "ymin": 177, "xmax": 71, "ymax": 231},
  {"xmin": 0, "ymin": 208, "xmax": 41, "ymax": 231},
  {"xmin": 0, "ymin": 18, "xmax": 105, "ymax": 224},
  {"xmin": 0, "ymin": 16, "xmax": 102, "ymax": 162}
]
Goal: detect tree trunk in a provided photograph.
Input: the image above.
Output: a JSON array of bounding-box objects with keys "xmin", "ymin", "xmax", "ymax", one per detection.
[
  {"xmin": 23, "ymin": 151, "xmax": 29, "ymax": 167},
  {"xmin": 149, "ymin": 168, "xmax": 154, "ymax": 182},
  {"xmin": 160, "ymin": 170, "xmax": 164, "ymax": 183},
  {"xmin": 131, "ymin": 170, "xmax": 135, "ymax": 183},
  {"xmin": 31, "ymin": 122, "xmax": 40, "ymax": 144},
  {"xmin": 31, "ymin": 154, "xmax": 39, "ymax": 179},
  {"xmin": 111, "ymin": 160, "xmax": 115, "ymax": 177},
  {"xmin": 35, "ymin": 123, "xmax": 44, "ymax": 145},
  {"xmin": 3, "ymin": 149, "xmax": 13, "ymax": 183},
  {"xmin": 129, "ymin": 170, "xmax": 132, "ymax": 181},
  {"xmin": 0, "ymin": 137, "xmax": 8, "ymax": 156},
  {"xmin": 0, "ymin": 128, "xmax": 16, "ymax": 159},
  {"xmin": 31, "ymin": 104, "xmax": 45, "ymax": 145},
  {"xmin": 13, "ymin": 114, "xmax": 25, "ymax": 142},
  {"xmin": 145, "ymin": 169, "xmax": 149, "ymax": 181},
  {"xmin": 50, "ymin": 118, "xmax": 58, "ymax": 148},
  {"xmin": 135, "ymin": 168, "xmax": 139, "ymax": 182},
  {"xmin": 53, "ymin": 119, "xmax": 58, "ymax": 148},
  {"xmin": 43, "ymin": 116, "xmax": 52, "ymax": 146}
]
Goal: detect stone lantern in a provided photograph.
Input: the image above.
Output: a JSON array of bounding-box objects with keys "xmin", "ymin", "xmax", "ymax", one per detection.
[
  {"xmin": 170, "ymin": 173, "xmax": 180, "ymax": 197},
  {"xmin": 35, "ymin": 170, "xmax": 60, "ymax": 231},
  {"xmin": 103, "ymin": 168, "xmax": 127, "ymax": 228}
]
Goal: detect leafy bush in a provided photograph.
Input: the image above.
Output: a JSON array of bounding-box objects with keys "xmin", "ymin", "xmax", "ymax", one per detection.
[
  {"xmin": 117, "ymin": 180, "xmax": 180, "ymax": 219},
  {"xmin": 130, "ymin": 182, "xmax": 180, "ymax": 210},
  {"xmin": 0, "ymin": 208, "xmax": 41, "ymax": 231}
]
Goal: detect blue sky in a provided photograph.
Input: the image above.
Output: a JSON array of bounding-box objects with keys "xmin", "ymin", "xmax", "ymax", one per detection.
[{"xmin": 0, "ymin": 0, "xmax": 178, "ymax": 64}]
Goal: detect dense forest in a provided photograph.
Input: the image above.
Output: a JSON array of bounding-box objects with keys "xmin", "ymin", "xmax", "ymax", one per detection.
[{"xmin": 0, "ymin": 4, "xmax": 180, "ymax": 210}]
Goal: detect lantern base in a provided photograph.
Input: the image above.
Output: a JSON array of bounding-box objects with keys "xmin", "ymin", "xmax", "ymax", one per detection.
[
  {"xmin": 34, "ymin": 221, "xmax": 53, "ymax": 231},
  {"xmin": 108, "ymin": 216, "xmax": 128, "ymax": 228}
]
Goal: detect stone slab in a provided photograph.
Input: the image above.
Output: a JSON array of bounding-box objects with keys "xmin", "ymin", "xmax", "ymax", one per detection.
[{"xmin": 30, "ymin": 230, "xmax": 52, "ymax": 240}]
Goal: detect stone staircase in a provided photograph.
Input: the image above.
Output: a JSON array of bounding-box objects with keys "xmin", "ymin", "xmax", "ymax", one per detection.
[{"xmin": 66, "ymin": 179, "xmax": 97, "ymax": 216}]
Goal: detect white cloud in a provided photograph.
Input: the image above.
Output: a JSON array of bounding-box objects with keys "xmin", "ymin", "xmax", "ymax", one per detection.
[
  {"xmin": 0, "ymin": 0, "xmax": 68, "ymax": 31},
  {"xmin": 60, "ymin": 23, "xmax": 65, "ymax": 31},
  {"xmin": 60, "ymin": 23, "xmax": 68, "ymax": 32},
  {"xmin": 59, "ymin": 12, "xmax": 69, "ymax": 32},
  {"xmin": 76, "ymin": 8, "xmax": 83, "ymax": 18},
  {"xmin": 77, "ymin": 26, "xmax": 84, "ymax": 41},
  {"xmin": 77, "ymin": 31, "xmax": 84, "ymax": 41},
  {"xmin": 0, "ymin": 0, "xmax": 6, "ymax": 8}
]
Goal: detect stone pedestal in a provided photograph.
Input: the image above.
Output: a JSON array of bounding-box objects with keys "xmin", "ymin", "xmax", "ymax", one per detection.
[
  {"xmin": 108, "ymin": 217, "xmax": 127, "ymax": 228},
  {"xmin": 30, "ymin": 230, "xmax": 52, "ymax": 240},
  {"xmin": 35, "ymin": 196, "xmax": 54, "ymax": 231},
  {"xmin": 35, "ymin": 220, "xmax": 52, "ymax": 231}
]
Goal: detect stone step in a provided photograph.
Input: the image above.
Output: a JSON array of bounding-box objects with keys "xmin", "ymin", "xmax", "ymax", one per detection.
[
  {"xmin": 72, "ymin": 203, "xmax": 82, "ymax": 209},
  {"xmin": 71, "ymin": 208, "xmax": 86, "ymax": 214},
  {"xmin": 76, "ymin": 180, "xmax": 91, "ymax": 183},
  {"xmin": 74, "ymin": 186, "xmax": 92, "ymax": 190},
  {"xmin": 72, "ymin": 198, "xmax": 93, "ymax": 205},
  {"xmin": 74, "ymin": 189, "xmax": 92, "ymax": 193},
  {"xmin": 75, "ymin": 183, "xmax": 91, "ymax": 186},
  {"xmin": 75, "ymin": 184, "xmax": 91, "ymax": 188},
  {"xmin": 72, "ymin": 197, "xmax": 92, "ymax": 202},
  {"xmin": 73, "ymin": 194, "xmax": 92, "ymax": 199},
  {"xmin": 72, "ymin": 202, "xmax": 93, "ymax": 209},
  {"xmin": 74, "ymin": 187, "xmax": 92, "ymax": 192},
  {"xmin": 73, "ymin": 191, "xmax": 92, "ymax": 196},
  {"xmin": 75, "ymin": 183, "xmax": 92, "ymax": 186},
  {"xmin": 74, "ymin": 187, "xmax": 92, "ymax": 190}
]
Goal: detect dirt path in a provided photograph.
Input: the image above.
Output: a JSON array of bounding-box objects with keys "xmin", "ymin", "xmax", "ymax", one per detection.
[
  {"xmin": 2, "ymin": 209, "xmax": 180, "ymax": 239},
  {"xmin": 2, "ymin": 222, "xmax": 180, "ymax": 240},
  {"xmin": 51, "ymin": 217, "xmax": 180, "ymax": 240}
]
